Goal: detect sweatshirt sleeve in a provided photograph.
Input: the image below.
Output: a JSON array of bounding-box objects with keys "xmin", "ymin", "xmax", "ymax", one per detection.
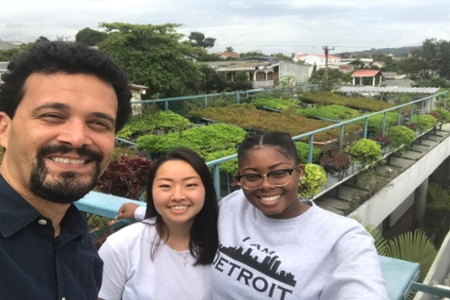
[{"xmin": 319, "ymin": 223, "xmax": 389, "ymax": 300}]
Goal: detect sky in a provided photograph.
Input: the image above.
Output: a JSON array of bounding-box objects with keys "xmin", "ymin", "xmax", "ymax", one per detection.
[{"xmin": 1, "ymin": 0, "xmax": 450, "ymax": 56}]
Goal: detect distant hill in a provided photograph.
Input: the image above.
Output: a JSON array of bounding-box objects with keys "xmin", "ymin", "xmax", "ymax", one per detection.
[{"xmin": 339, "ymin": 46, "xmax": 421, "ymax": 57}]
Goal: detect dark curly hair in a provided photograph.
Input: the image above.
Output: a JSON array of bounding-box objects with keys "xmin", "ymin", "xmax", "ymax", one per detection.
[{"xmin": 0, "ymin": 41, "xmax": 132, "ymax": 132}]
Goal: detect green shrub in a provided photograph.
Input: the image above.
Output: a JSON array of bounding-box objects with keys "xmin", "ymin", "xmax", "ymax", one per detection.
[
  {"xmin": 137, "ymin": 123, "xmax": 246, "ymax": 158},
  {"xmin": 433, "ymin": 108, "xmax": 450, "ymax": 123},
  {"xmin": 345, "ymin": 139, "xmax": 382, "ymax": 166},
  {"xmin": 297, "ymin": 105, "xmax": 360, "ymax": 120},
  {"xmin": 357, "ymin": 112, "xmax": 399, "ymax": 137},
  {"xmin": 388, "ymin": 126, "xmax": 416, "ymax": 149},
  {"xmin": 299, "ymin": 163, "xmax": 327, "ymax": 199},
  {"xmin": 205, "ymin": 149, "xmax": 238, "ymax": 175},
  {"xmin": 117, "ymin": 111, "xmax": 192, "ymax": 140},
  {"xmin": 295, "ymin": 141, "xmax": 321, "ymax": 163},
  {"xmin": 251, "ymin": 98, "xmax": 299, "ymax": 110},
  {"xmin": 412, "ymin": 114, "xmax": 438, "ymax": 132}
]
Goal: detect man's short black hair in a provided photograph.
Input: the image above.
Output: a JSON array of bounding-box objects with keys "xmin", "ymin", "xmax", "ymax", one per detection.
[{"xmin": 0, "ymin": 41, "xmax": 132, "ymax": 132}]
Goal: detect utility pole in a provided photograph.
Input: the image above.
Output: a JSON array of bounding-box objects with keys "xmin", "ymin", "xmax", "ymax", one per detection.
[{"xmin": 322, "ymin": 46, "xmax": 335, "ymax": 91}]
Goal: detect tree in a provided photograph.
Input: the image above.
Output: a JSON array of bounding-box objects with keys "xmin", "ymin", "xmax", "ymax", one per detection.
[
  {"xmin": 188, "ymin": 32, "xmax": 216, "ymax": 50},
  {"xmin": 99, "ymin": 22, "xmax": 204, "ymax": 98},
  {"xmin": 240, "ymin": 50, "xmax": 265, "ymax": 58},
  {"xmin": 309, "ymin": 68, "xmax": 352, "ymax": 91},
  {"xmin": 76, "ymin": 27, "xmax": 108, "ymax": 46},
  {"xmin": 0, "ymin": 36, "xmax": 51, "ymax": 62},
  {"xmin": 225, "ymin": 47, "xmax": 234, "ymax": 52},
  {"xmin": 270, "ymin": 53, "xmax": 293, "ymax": 61}
]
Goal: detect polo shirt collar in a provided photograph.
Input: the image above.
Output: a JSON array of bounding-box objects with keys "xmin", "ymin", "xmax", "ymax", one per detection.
[{"xmin": 0, "ymin": 174, "xmax": 88, "ymax": 238}]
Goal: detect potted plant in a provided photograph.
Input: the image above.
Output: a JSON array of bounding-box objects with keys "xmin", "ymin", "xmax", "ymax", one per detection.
[
  {"xmin": 320, "ymin": 152, "xmax": 351, "ymax": 180},
  {"xmin": 374, "ymin": 135, "xmax": 392, "ymax": 154},
  {"xmin": 298, "ymin": 163, "xmax": 327, "ymax": 199},
  {"xmin": 344, "ymin": 139, "xmax": 382, "ymax": 167},
  {"xmin": 433, "ymin": 108, "xmax": 450, "ymax": 124},
  {"xmin": 387, "ymin": 125, "xmax": 416, "ymax": 150},
  {"xmin": 412, "ymin": 114, "xmax": 438, "ymax": 133}
]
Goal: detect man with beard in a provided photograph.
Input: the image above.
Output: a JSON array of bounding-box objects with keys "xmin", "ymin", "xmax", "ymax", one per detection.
[{"xmin": 0, "ymin": 41, "xmax": 132, "ymax": 299}]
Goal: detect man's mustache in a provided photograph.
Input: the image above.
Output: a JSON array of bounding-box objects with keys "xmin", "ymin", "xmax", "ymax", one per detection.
[{"xmin": 36, "ymin": 144, "xmax": 103, "ymax": 163}]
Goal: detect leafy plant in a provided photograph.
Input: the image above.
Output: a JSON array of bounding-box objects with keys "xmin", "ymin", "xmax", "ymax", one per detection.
[
  {"xmin": 189, "ymin": 103, "xmax": 363, "ymax": 142},
  {"xmin": 112, "ymin": 146, "xmax": 135, "ymax": 160},
  {"xmin": 117, "ymin": 111, "xmax": 192, "ymax": 141},
  {"xmin": 345, "ymin": 139, "xmax": 382, "ymax": 167},
  {"xmin": 295, "ymin": 141, "xmax": 322, "ymax": 163},
  {"xmin": 205, "ymin": 149, "xmax": 238, "ymax": 175},
  {"xmin": 251, "ymin": 97, "xmax": 299, "ymax": 111},
  {"xmin": 433, "ymin": 107, "xmax": 450, "ymax": 123},
  {"xmin": 320, "ymin": 152, "xmax": 351, "ymax": 175},
  {"xmin": 374, "ymin": 135, "xmax": 392, "ymax": 145},
  {"xmin": 297, "ymin": 105, "xmax": 360, "ymax": 120},
  {"xmin": 411, "ymin": 114, "xmax": 438, "ymax": 132},
  {"xmin": 425, "ymin": 182, "xmax": 450, "ymax": 247},
  {"xmin": 137, "ymin": 123, "xmax": 247, "ymax": 158},
  {"xmin": 387, "ymin": 126, "xmax": 416, "ymax": 149},
  {"xmin": 298, "ymin": 163, "xmax": 327, "ymax": 199},
  {"xmin": 96, "ymin": 155, "xmax": 154, "ymax": 200},
  {"xmin": 357, "ymin": 112, "xmax": 399, "ymax": 137},
  {"xmin": 384, "ymin": 230, "xmax": 437, "ymax": 283},
  {"xmin": 404, "ymin": 123, "xmax": 418, "ymax": 131}
]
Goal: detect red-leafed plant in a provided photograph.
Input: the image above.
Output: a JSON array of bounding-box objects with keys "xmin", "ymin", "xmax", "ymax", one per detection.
[
  {"xmin": 96, "ymin": 155, "xmax": 153, "ymax": 200},
  {"xmin": 404, "ymin": 123, "xmax": 418, "ymax": 131},
  {"xmin": 375, "ymin": 135, "xmax": 392, "ymax": 145},
  {"xmin": 320, "ymin": 152, "xmax": 351, "ymax": 175},
  {"xmin": 427, "ymin": 112, "xmax": 442, "ymax": 122}
]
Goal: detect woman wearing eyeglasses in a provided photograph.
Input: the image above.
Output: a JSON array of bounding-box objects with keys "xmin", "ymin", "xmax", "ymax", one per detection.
[{"xmin": 210, "ymin": 131, "xmax": 389, "ymax": 300}]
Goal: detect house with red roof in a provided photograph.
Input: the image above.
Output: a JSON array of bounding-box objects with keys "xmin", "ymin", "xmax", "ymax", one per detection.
[{"xmin": 351, "ymin": 70, "xmax": 382, "ymax": 86}]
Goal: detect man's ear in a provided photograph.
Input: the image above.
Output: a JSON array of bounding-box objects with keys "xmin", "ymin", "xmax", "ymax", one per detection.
[{"xmin": 0, "ymin": 112, "xmax": 11, "ymax": 149}]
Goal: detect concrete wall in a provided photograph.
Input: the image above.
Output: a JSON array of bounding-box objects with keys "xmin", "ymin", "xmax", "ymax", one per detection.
[
  {"xmin": 389, "ymin": 191, "xmax": 415, "ymax": 227},
  {"xmin": 279, "ymin": 61, "xmax": 310, "ymax": 83},
  {"xmin": 351, "ymin": 134, "xmax": 450, "ymax": 228}
]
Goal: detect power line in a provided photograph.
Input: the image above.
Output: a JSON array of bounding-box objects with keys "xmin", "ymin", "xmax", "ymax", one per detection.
[{"xmin": 214, "ymin": 43, "xmax": 375, "ymax": 49}]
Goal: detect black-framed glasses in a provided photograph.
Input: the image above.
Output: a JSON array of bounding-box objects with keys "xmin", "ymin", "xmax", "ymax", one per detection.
[{"xmin": 235, "ymin": 166, "xmax": 298, "ymax": 191}]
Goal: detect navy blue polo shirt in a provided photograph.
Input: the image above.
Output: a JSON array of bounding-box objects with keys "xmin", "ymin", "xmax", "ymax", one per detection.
[{"xmin": 0, "ymin": 175, "xmax": 103, "ymax": 300}]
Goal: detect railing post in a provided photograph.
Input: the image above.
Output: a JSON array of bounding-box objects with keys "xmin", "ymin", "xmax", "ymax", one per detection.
[
  {"xmin": 204, "ymin": 96, "xmax": 208, "ymax": 108},
  {"xmin": 236, "ymin": 92, "xmax": 241, "ymax": 104},
  {"xmin": 308, "ymin": 135, "xmax": 314, "ymax": 163},
  {"xmin": 382, "ymin": 112, "xmax": 387, "ymax": 136},
  {"xmin": 165, "ymin": 100, "xmax": 169, "ymax": 111},
  {"xmin": 363, "ymin": 117, "xmax": 369, "ymax": 138},
  {"xmin": 398, "ymin": 107, "xmax": 402, "ymax": 126},
  {"xmin": 339, "ymin": 125, "xmax": 345, "ymax": 152},
  {"xmin": 213, "ymin": 164, "xmax": 221, "ymax": 200}
]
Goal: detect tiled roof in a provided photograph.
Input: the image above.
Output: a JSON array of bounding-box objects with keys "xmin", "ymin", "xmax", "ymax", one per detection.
[{"xmin": 351, "ymin": 70, "xmax": 381, "ymax": 77}]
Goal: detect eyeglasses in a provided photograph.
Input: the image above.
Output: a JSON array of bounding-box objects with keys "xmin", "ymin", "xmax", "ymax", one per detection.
[{"xmin": 235, "ymin": 166, "xmax": 298, "ymax": 191}]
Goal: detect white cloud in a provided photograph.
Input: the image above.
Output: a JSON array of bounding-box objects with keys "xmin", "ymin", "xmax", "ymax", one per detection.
[{"xmin": 1, "ymin": 0, "xmax": 449, "ymax": 54}]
